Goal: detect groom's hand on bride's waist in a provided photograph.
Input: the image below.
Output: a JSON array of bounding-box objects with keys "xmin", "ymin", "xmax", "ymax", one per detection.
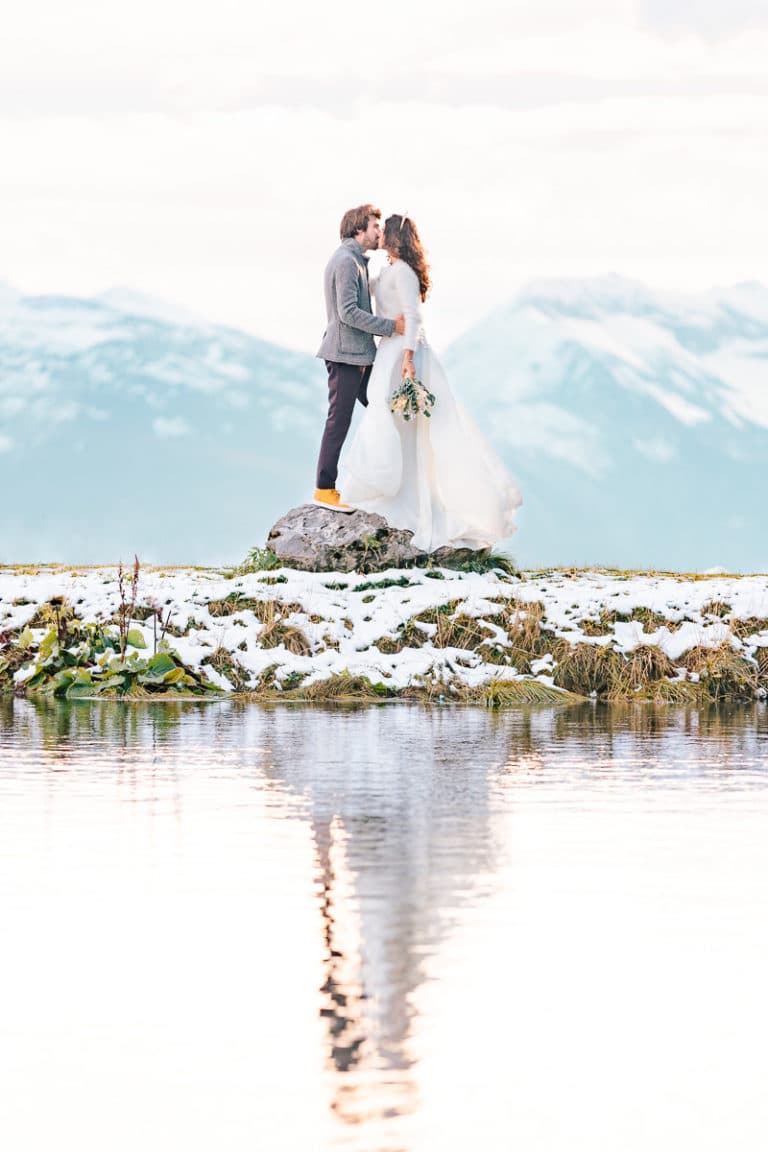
[{"xmin": 394, "ymin": 315, "xmax": 405, "ymax": 335}]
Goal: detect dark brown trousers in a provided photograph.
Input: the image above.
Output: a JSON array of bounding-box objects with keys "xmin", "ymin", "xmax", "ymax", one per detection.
[{"xmin": 315, "ymin": 360, "xmax": 372, "ymax": 490}]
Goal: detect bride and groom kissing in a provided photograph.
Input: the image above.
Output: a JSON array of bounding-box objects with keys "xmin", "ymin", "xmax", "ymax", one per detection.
[{"xmin": 313, "ymin": 203, "xmax": 521, "ymax": 554}]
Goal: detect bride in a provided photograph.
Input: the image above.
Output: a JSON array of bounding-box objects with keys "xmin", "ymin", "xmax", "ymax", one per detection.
[{"xmin": 339, "ymin": 213, "xmax": 522, "ymax": 552}]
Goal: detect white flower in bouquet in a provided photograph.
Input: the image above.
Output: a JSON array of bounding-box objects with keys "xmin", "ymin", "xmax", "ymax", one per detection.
[{"xmin": 390, "ymin": 375, "xmax": 436, "ymax": 422}]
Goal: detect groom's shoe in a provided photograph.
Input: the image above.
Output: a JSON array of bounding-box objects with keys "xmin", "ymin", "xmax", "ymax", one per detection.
[{"xmin": 312, "ymin": 488, "xmax": 355, "ymax": 514}]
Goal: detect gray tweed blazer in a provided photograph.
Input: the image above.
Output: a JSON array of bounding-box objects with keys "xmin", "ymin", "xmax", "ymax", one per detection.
[{"xmin": 316, "ymin": 238, "xmax": 395, "ymax": 365}]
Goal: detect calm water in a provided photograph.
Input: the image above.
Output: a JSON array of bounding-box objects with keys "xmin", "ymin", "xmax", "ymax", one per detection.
[{"xmin": 1, "ymin": 697, "xmax": 767, "ymax": 1151}]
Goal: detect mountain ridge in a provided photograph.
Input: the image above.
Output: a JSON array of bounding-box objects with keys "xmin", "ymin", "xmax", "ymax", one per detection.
[{"xmin": 1, "ymin": 275, "xmax": 765, "ymax": 569}]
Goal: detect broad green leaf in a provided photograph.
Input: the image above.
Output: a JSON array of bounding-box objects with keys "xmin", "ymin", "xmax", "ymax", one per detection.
[
  {"xmin": 17, "ymin": 627, "xmax": 35, "ymax": 650},
  {"xmin": 126, "ymin": 629, "xmax": 147, "ymax": 649},
  {"xmin": 39, "ymin": 629, "xmax": 59, "ymax": 659},
  {"xmin": 66, "ymin": 684, "xmax": 101, "ymax": 699},
  {"xmin": 52, "ymin": 669, "xmax": 76, "ymax": 697}
]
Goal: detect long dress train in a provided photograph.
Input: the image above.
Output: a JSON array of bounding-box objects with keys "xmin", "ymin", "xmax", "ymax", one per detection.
[{"xmin": 339, "ymin": 259, "xmax": 522, "ymax": 552}]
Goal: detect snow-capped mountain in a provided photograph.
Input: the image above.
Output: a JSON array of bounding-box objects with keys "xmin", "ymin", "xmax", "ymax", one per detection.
[
  {"xmin": 0, "ymin": 276, "xmax": 766, "ymax": 569},
  {"xmin": 0, "ymin": 288, "xmax": 325, "ymax": 564},
  {"xmin": 443, "ymin": 274, "xmax": 768, "ymax": 572}
]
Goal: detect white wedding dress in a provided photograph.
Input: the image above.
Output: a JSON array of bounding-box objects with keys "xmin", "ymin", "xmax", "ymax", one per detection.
[{"xmin": 339, "ymin": 259, "xmax": 522, "ymax": 552}]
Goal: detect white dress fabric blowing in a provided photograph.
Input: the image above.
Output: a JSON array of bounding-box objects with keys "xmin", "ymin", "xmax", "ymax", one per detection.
[{"xmin": 339, "ymin": 259, "xmax": 522, "ymax": 552}]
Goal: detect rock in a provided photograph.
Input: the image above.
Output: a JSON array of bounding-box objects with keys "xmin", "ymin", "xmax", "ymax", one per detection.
[{"xmin": 266, "ymin": 505, "xmax": 482, "ymax": 573}]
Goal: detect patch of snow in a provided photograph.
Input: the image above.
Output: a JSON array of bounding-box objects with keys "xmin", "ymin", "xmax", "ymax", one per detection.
[{"xmin": 643, "ymin": 383, "xmax": 711, "ymax": 426}]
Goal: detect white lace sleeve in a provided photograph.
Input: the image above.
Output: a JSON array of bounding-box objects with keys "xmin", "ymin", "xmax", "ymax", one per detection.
[{"xmin": 394, "ymin": 260, "xmax": 423, "ymax": 351}]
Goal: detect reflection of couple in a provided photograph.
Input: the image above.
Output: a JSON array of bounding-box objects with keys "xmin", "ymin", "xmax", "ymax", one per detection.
[{"xmin": 313, "ymin": 204, "xmax": 522, "ymax": 553}]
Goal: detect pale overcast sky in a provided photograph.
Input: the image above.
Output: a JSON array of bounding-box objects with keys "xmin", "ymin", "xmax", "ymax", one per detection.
[{"xmin": 1, "ymin": 0, "xmax": 767, "ymax": 349}]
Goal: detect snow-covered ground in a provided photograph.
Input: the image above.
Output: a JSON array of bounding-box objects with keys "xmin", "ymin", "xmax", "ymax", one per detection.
[{"xmin": 2, "ymin": 565, "xmax": 767, "ymax": 697}]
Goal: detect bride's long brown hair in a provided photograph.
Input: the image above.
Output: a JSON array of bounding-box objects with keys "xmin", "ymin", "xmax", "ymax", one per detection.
[{"xmin": 383, "ymin": 214, "xmax": 431, "ymax": 302}]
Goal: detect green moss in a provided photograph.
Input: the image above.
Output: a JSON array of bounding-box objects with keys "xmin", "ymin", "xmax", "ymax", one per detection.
[{"xmin": 352, "ymin": 575, "xmax": 417, "ymax": 592}]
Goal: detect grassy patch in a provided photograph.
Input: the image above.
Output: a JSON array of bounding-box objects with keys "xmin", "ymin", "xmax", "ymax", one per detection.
[
  {"xmin": 596, "ymin": 606, "xmax": 683, "ymax": 632},
  {"xmin": 233, "ymin": 547, "xmax": 283, "ymax": 575},
  {"xmin": 440, "ymin": 550, "xmax": 519, "ymax": 577},
  {"xmin": 375, "ymin": 618, "xmax": 431, "ymax": 654},
  {"xmin": 201, "ymin": 647, "xmax": 251, "ymax": 692},
  {"xmin": 635, "ymin": 679, "xmax": 704, "ymax": 705},
  {"xmin": 580, "ymin": 615, "xmax": 613, "ymax": 636},
  {"xmin": 682, "ymin": 644, "xmax": 758, "ymax": 701},
  {"xmin": 258, "ymin": 617, "xmax": 312, "ymax": 656},
  {"xmin": 471, "ymin": 678, "xmax": 582, "ymax": 706},
  {"xmin": 352, "ymin": 575, "xmax": 417, "ymax": 593},
  {"xmin": 413, "ymin": 600, "xmax": 464, "ymax": 624},
  {"xmin": 700, "ymin": 599, "xmax": 731, "ymax": 619},
  {"xmin": 431, "ymin": 613, "xmax": 497, "ymax": 651},
  {"xmin": 731, "ymin": 617, "xmax": 768, "ymax": 640},
  {"xmin": 606, "ymin": 645, "xmax": 677, "ymax": 699},
  {"xmin": 553, "ymin": 642, "xmax": 624, "ymax": 697},
  {"xmin": 206, "ymin": 595, "xmax": 311, "ymax": 655},
  {"xmin": 206, "ymin": 593, "xmax": 303, "ymax": 620},
  {"xmin": 499, "ymin": 599, "xmax": 551, "ymax": 671},
  {"xmin": 292, "ymin": 672, "xmax": 395, "ymax": 701}
]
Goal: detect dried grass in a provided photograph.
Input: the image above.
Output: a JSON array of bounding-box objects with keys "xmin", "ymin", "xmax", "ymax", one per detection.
[
  {"xmin": 700, "ymin": 599, "xmax": 732, "ymax": 619},
  {"xmin": 294, "ymin": 673, "xmax": 394, "ymax": 701},
  {"xmin": 471, "ymin": 678, "xmax": 582, "ymax": 707},
  {"xmin": 208, "ymin": 596, "xmax": 312, "ymax": 656},
  {"xmin": 730, "ymin": 617, "xmax": 768, "ymax": 640},
  {"xmin": 553, "ymin": 642, "xmax": 624, "ymax": 696},
  {"xmin": 259, "ymin": 620, "xmax": 312, "ymax": 656},
  {"xmin": 432, "ymin": 613, "xmax": 496, "ymax": 651},
  {"xmin": 635, "ymin": 679, "xmax": 704, "ymax": 705},
  {"xmin": 593, "ymin": 606, "xmax": 683, "ymax": 633},
  {"xmin": 682, "ymin": 643, "xmax": 758, "ymax": 701},
  {"xmin": 207, "ymin": 593, "xmax": 303, "ymax": 620},
  {"xmin": 503, "ymin": 600, "xmax": 552, "ymax": 670},
  {"xmin": 606, "ymin": 645, "xmax": 677, "ymax": 699},
  {"xmin": 201, "ymin": 647, "xmax": 251, "ymax": 692}
]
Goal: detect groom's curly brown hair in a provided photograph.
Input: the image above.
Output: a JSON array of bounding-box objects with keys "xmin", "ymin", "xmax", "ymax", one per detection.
[{"xmin": 339, "ymin": 204, "xmax": 381, "ymax": 239}]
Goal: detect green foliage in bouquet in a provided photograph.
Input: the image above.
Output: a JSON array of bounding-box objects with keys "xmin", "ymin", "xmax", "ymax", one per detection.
[{"xmin": 390, "ymin": 375, "xmax": 436, "ymax": 421}]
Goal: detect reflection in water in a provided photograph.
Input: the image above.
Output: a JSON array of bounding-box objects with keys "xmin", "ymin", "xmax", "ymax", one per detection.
[
  {"xmin": 254, "ymin": 706, "xmax": 510, "ymax": 1134},
  {"xmin": 1, "ymin": 697, "xmax": 767, "ymax": 1151}
]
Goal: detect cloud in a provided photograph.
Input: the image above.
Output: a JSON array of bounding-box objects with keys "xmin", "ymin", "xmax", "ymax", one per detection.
[
  {"xmin": 0, "ymin": 3, "xmax": 767, "ymax": 352},
  {"xmin": 0, "ymin": 434, "xmax": 13, "ymax": 453},
  {"xmin": 152, "ymin": 417, "xmax": 192, "ymax": 439}
]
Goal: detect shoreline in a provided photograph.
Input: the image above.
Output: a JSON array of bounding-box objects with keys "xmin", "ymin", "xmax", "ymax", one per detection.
[{"xmin": 2, "ymin": 564, "xmax": 767, "ymax": 705}]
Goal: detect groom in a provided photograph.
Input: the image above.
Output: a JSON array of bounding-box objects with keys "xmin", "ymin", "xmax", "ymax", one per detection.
[{"xmin": 313, "ymin": 204, "xmax": 405, "ymax": 513}]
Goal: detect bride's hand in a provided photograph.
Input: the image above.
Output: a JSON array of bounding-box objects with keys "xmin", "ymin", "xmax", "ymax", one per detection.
[{"xmin": 401, "ymin": 354, "xmax": 415, "ymax": 381}]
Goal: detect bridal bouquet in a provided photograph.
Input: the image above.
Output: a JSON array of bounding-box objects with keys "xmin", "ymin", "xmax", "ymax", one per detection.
[{"xmin": 390, "ymin": 375, "xmax": 436, "ymax": 422}]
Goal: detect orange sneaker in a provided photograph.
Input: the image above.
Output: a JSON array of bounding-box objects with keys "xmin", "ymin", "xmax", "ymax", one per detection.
[{"xmin": 312, "ymin": 488, "xmax": 355, "ymax": 514}]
